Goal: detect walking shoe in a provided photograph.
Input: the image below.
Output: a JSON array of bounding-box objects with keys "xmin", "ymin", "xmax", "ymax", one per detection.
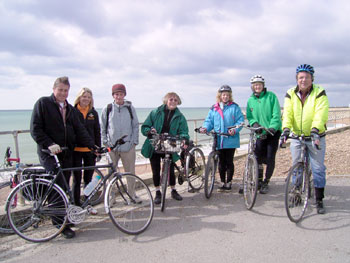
[
  {"xmin": 224, "ymin": 183, "xmax": 232, "ymax": 191},
  {"xmin": 259, "ymin": 182, "xmax": 269, "ymax": 194},
  {"xmin": 219, "ymin": 183, "xmax": 226, "ymax": 191},
  {"xmin": 88, "ymin": 207, "xmax": 98, "ymax": 215},
  {"xmin": 316, "ymin": 201, "xmax": 326, "ymax": 214},
  {"xmin": 238, "ymin": 185, "xmax": 243, "ymax": 194},
  {"xmin": 154, "ymin": 191, "xmax": 161, "ymax": 205},
  {"xmin": 171, "ymin": 189, "xmax": 183, "ymax": 201},
  {"xmin": 61, "ymin": 226, "xmax": 75, "ymax": 239}
]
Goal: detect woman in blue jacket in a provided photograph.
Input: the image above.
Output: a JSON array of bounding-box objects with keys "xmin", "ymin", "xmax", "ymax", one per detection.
[{"xmin": 200, "ymin": 85, "xmax": 244, "ymax": 191}]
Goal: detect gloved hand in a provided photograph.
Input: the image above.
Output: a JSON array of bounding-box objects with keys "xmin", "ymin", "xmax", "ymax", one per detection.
[
  {"xmin": 253, "ymin": 122, "xmax": 262, "ymax": 134},
  {"xmin": 228, "ymin": 128, "xmax": 236, "ymax": 136},
  {"xmin": 268, "ymin": 128, "xmax": 276, "ymax": 136},
  {"xmin": 48, "ymin": 144, "xmax": 61, "ymax": 154},
  {"xmin": 311, "ymin": 128, "xmax": 321, "ymax": 150},
  {"xmin": 279, "ymin": 128, "xmax": 290, "ymax": 147},
  {"xmin": 199, "ymin": 127, "xmax": 207, "ymax": 134}
]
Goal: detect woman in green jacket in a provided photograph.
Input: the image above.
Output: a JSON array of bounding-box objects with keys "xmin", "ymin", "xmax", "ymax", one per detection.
[
  {"xmin": 141, "ymin": 92, "xmax": 189, "ymax": 204},
  {"xmin": 246, "ymin": 75, "xmax": 282, "ymax": 194}
]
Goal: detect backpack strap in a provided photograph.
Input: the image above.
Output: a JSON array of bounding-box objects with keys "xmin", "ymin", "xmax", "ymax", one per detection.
[{"xmin": 105, "ymin": 103, "xmax": 112, "ymax": 135}]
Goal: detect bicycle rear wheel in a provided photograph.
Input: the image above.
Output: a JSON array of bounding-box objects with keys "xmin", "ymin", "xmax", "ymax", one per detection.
[
  {"xmin": 243, "ymin": 155, "xmax": 259, "ymax": 210},
  {"xmin": 81, "ymin": 168, "xmax": 105, "ymax": 206},
  {"xmin": 105, "ymin": 173, "xmax": 154, "ymax": 235},
  {"xmin": 161, "ymin": 161, "xmax": 170, "ymax": 212},
  {"xmin": 186, "ymin": 147, "xmax": 205, "ymax": 191},
  {"xmin": 0, "ymin": 181, "xmax": 14, "ymax": 234},
  {"xmin": 6, "ymin": 179, "xmax": 69, "ymax": 242},
  {"xmin": 204, "ymin": 152, "xmax": 217, "ymax": 199},
  {"xmin": 285, "ymin": 162, "xmax": 310, "ymax": 223}
]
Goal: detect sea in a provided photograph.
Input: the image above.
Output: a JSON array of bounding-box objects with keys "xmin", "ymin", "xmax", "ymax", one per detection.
[{"xmin": 0, "ymin": 107, "xmax": 221, "ymax": 165}]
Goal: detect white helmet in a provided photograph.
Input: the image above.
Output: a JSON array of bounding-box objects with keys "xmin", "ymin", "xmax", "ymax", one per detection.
[{"xmin": 250, "ymin": 75, "xmax": 265, "ymax": 84}]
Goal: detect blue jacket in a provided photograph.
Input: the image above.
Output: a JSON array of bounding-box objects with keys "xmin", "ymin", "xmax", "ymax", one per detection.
[{"xmin": 203, "ymin": 102, "xmax": 244, "ymax": 149}]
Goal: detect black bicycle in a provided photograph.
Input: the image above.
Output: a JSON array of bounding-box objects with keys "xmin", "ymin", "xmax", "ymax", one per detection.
[
  {"xmin": 174, "ymin": 140, "xmax": 206, "ymax": 193},
  {"xmin": 150, "ymin": 132, "xmax": 187, "ymax": 212},
  {"xmin": 6, "ymin": 136, "xmax": 154, "ymax": 242},
  {"xmin": 195, "ymin": 128, "xmax": 234, "ymax": 199},
  {"xmin": 231, "ymin": 124, "xmax": 273, "ymax": 210},
  {"xmin": 281, "ymin": 135, "xmax": 315, "ymax": 223}
]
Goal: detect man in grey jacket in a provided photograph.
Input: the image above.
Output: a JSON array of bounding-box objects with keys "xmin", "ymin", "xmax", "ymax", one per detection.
[{"xmin": 101, "ymin": 84, "xmax": 139, "ymax": 175}]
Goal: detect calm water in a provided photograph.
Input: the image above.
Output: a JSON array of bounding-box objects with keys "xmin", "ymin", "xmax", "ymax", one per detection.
[{"xmin": 0, "ymin": 107, "xmax": 213, "ymax": 164}]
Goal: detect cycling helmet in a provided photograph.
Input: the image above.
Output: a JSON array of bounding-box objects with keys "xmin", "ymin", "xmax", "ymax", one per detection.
[
  {"xmin": 218, "ymin": 85, "xmax": 232, "ymax": 93},
  {"xmin": 296, "ymin": 64, "xmax": 314, "ymax": 75},
  {"xmin": 250, "ymin": 75, "xmax": 265, "ymax": 84}
]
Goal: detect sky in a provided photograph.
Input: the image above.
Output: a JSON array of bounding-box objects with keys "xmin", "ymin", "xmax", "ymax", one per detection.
[{"xmin": 1, "ymin": 0, "xmax": 350, "ymax": 110}]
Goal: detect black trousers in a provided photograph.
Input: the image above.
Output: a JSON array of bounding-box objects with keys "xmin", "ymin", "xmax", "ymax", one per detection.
[
  {"xmin": 72, "ymin": 151, "xmax": 96, "ymax": 206},
  {"xmin": 150, "ymin": 153, "xmax": 175, "ymax": 188},
  {"xmin": 254, "ymin": 131, "xmax": 281, "ymax": 181},
  {"xmin": 218, "ymin": 148, "xmax": 236, "ymax": 183},
  {"xmin": 38, "ymin": 149, "xmax": 73, "ymax": 225}
]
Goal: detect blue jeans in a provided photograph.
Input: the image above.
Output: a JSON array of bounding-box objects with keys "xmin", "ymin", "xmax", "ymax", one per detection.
[{"xmin": 290, "ymin": 137, "xmax": 326, "ymax": 188}]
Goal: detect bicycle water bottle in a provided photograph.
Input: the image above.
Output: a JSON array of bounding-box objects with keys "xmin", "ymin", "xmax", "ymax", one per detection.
[{"xmin": 83, "ymin": 175, "xmax": 101, "ymax": 196}]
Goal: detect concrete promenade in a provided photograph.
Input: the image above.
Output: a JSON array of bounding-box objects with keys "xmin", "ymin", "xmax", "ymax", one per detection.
[{"xmin": 1, "ymin": 175, "xmax": 350, "ymax": 263}]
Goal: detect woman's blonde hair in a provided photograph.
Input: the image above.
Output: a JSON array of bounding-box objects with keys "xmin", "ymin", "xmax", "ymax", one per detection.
[
  {"xmin": 162, "ymin": 92, "xmax": 182, "ymax": 105},
  {"xmin": 216, "ymin": 91, "xmax": 233, "ymax": 103},
  {"xmin": 74, "ymin": 87, "xmax": 94, "ymax": 110}
]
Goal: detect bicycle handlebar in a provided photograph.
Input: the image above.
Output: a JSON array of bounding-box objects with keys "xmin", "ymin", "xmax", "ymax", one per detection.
[
  {"xmin": 228, "ymin": 123, "xmax": 274, "ymax": 136},
  {"xmin": 194, "ymin": 127, "xmax": 232, "ymax": 137}
]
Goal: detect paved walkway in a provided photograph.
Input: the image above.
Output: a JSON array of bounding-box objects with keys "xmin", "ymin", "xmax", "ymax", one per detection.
[{"xmin": 1, "ymin": 176, "xmax": 350, "ymax": 263}]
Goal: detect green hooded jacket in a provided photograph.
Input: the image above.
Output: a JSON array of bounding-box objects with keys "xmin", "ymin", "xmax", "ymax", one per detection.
[
  {"xmin": 141, "ymin": 104, "xmax": 189, "ymax": 162},
  {"xmin": 282, "ymin": 84, "xmax": 329, "ymax": 136},
  {"xmin": 246, "ymin": 89, "xmax": 282, "ymax": 134}
]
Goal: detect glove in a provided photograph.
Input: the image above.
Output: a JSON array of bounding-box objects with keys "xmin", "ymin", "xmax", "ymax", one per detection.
[
  {"xmin": 199, "ymin": 127, "xmax": 207, "ymax": 134},
  {"xmin": 253, "ymin": 123, "xmax": 262, "ymax": 134},
  {"xmin": 268, "ymin": 128, "xmax": 276, "ymax": 136},
  {"xmin": 48, "ymin": 144, "xmax": 61, "ymax": 154},
  {"xmin": 311, "ymin": 129, "xmax": 321, "ymax": 150},
  {"xmin": 228, "ymin": 128, "xmax": 236, "ymax": 136},
  {"xmin": 279, "ymin": 128, "xmax": 290, "ymax": 147}
]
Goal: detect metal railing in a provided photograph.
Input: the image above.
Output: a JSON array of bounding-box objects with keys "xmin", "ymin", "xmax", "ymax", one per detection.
[{"xmin": 1, "ymin": 109, "xmax": 349, "ymax": 170}]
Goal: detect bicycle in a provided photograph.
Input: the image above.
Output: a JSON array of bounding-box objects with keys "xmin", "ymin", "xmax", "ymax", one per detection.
[
  {"xmin": 0, "ymin": 147, "xmax": 42, "ymax": 234},
  {"xmin": 174, "ymin": 140, "xmax": 206, "ymax": 193},
  {"xmin": 150, "ymin": 132, "xmax": 186, "ymax": 212},
  {"xmin": 281, "ymin": 134, "xmax": 315, "ymax": 223},
  {"xmin": 6, "ymin": 136, "xmax": 154, "ymax": 242},
  {"xmin": 231, "ymin": 124, "xmax": 273, "ymax": 210},
  {"xmin": 195, "ymin": 128, "xmax": 234, "ymax": 199}
]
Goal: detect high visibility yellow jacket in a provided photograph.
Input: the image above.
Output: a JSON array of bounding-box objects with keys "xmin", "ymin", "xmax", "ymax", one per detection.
[{"xmin": 282, "ymin": 84, "xmax": 329, "ymax": 136}]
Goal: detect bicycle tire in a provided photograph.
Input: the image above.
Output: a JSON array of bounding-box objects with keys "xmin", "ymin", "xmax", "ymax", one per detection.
[
  {"xmin": 161, "ymin": 161, "xmax": 170, "ymax": 212},
  {"xmin": 7, "ymin": 179, "xmax": 69, "ymax": 242},
  {"xmin": 285, "ymin": 162, "xmax": 310, "ymax": 223},
  {"xmin": 82, "ymin": 168, "xmax": 105, "ymax": 206},
  {"xmin": 186, "ymin": 147, "xmax": 205, "ymax": 191},
  {"xmin": 204, "ymin": 152, "xmax": 217, "ymax": 199},
  {"xmin": 105, "ymin": 173, "xmax": 154, "ymax": 235},
  {"xmin": 243, "ymin": 155, "xmax": 259, "ymax": 210},
  {"xmin": 0, "ymin": 181, "xmax": 14, "ymax": 234}
]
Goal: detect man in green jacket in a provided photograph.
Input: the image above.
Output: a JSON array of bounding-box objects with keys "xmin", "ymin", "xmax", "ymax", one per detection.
[
  {"xmin": 246, "ymin": 75, "xmax": 282, "ymax": 194},
  {"xmin": 281, "ymin": 64, "xmax": 329, "ymax": 214}
]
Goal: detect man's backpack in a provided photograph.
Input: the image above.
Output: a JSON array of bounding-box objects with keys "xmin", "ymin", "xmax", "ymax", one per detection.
[{"xmin": 105, "ymin": 103, "xmax": 134, "ymax": 134}]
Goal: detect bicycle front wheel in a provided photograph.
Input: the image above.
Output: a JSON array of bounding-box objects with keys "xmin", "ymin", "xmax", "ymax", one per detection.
[
  {"xmin": 0, "ymin": 181, "xmax": 14, "ymax": 234},
  {"xmin": 186, "ymin": 147, "xmax": 205, "ymax": 191},
  {"xmin": 285, "ymin": 162, "xmax": 310, "ymax": 223},
  {"xmin": 204, "ymin": 152, "xmax": 217, "ymax": 199},
  {"xmin": 243, "ymin": 155, "xmax": 259, "ymax": 210},
  {"xmin": 6, "ymin": 179, "xmax": 69, "ymax": 242},
  {"xmin": 161, "ymin": 161, "xmax": 170, "ymax": 212},
  {"xmin": 105, "ymin": 173, "xmax": 154, "ymax": 235}
]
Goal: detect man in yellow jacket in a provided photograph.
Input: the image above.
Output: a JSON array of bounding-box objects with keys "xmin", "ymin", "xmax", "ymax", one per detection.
[{"xmin": 282, "ymin": 64, "xmax": 329, "ymax": 214}]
